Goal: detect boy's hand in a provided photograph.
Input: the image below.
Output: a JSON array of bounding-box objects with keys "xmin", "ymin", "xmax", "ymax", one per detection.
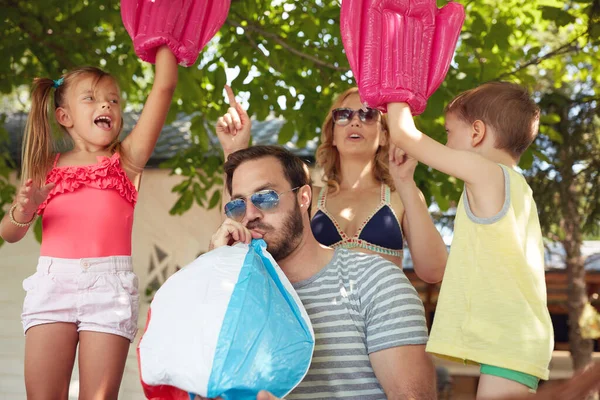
[
  {"xmin": 216, "ymin": 85, "xmax": 251, "ymax": 157},
  {"xmin": 389, "ymin": 143, "xmax": 417, "ymax": 183},
  {"xmin": 13, "ymin": 179, "xmax": 55, "ymax": 221}
]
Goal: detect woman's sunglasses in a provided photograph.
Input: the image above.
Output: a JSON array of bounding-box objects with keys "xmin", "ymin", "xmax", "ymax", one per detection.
[
  {"xmin": 224, "ymin": 187, "xmax": 300, "ymax": 221},
  {"xmin": 332, "ymin": 107, "xmax": 380, "ymax": 126}
]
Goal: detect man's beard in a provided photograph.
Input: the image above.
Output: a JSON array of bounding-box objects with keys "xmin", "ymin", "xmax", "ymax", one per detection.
[{"xmin": 247, "ymin": 202, "xmax": 304, "ymax": 261}]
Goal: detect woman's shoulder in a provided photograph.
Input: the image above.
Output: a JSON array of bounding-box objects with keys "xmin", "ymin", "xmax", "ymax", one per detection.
[{"xmin": 387, "ymin": 185, "xmax": 406, "ymax": 218}]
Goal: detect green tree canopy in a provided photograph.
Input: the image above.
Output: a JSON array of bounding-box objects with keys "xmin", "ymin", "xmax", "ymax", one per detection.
[{"xmin": 1, "ymin": 0, "xmax": 599, "ymax": 218}]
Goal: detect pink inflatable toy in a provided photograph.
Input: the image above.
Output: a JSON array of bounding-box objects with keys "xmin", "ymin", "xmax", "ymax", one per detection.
[
  {"xmin": 121, "ymin": 0, "xmax": 231, "ymax": 67},
  {"xmin": 341, "ymin": 0, "xmax": 465, "ymax": 115}
]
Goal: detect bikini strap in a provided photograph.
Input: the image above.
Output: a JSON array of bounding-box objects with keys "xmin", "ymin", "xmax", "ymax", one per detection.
[
  {"xmin": 52, "ymin": 153, "xmax": 61, "ymax": 168},
  {"xmin": 317, "ymin": 186, "xmax": 328, "ymax": 209},
  {"xmin": 382, "ymin": 184, "xmax": 391, "ymax": 203}
]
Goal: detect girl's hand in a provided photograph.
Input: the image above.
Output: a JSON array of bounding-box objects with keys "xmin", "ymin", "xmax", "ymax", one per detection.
[
  {"xmin": 216, "ymin": 85, "xmax": 251, "ymax": 157},
  {"xmin": 389, "ymin": 143, "xmax": 418, "ymax": 184},
  {"xmin": 14, "ymin": 179, "xmax": 55, "ymax": 220}
]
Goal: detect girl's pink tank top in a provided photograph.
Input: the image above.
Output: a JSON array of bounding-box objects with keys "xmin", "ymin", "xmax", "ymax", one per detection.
[{"xmin": 37, "ymin": 153, "xmax": 138, "ymax": 259}]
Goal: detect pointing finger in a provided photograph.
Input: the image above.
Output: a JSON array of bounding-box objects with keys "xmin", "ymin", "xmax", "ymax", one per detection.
[{"xmin": 225, "ymin": 85, "xmax": 237, "ymax": 107}]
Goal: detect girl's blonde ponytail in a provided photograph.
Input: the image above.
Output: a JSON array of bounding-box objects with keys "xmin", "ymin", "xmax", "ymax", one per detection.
[{"xmin": 21, "ymin": 78, "xmax": 57, "ymax": 186}]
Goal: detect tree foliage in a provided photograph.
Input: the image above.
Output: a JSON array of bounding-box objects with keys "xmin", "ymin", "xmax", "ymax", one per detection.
[{"xmin": 1, "ymin": 0, "xmax": 599, "ymax": 218}]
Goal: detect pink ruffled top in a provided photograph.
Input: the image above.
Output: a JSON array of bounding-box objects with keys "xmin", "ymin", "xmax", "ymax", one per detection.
[{"xmin": 38, "ymin": 152, "xmax": 138, "ymax": 259}]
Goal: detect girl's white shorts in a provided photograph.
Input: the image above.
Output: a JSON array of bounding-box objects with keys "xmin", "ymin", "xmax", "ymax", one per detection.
[{"xmin": 21, "ymin": 256, "xmax": 139, "ymax": 342}]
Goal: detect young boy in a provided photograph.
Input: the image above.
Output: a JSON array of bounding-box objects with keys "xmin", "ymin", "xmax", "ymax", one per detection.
[{"xmin": 387, "ymin": 82, "xmax": 553, "ymax": 398}]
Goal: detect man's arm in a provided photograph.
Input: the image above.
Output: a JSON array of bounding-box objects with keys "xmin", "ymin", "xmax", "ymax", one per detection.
[
  {"xmin": 369, "ymin": 345, "xmax": 437, "ymax": 400},
  {"xmin": 361, "ymin": 259, "xmax": 434, "ymax": 399}
]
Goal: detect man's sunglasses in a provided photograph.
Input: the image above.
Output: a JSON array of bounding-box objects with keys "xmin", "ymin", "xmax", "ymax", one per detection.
[
  {"xmin": 224, "ymin": 187, "xmax": 301, "ymax": 221},
  {"xmin": 332, "ymin": 107, "xmax": 380, "ymax": 126}
]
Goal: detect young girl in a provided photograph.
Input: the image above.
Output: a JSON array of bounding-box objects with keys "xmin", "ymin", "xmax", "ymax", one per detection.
[{"xmin": 0, "ymin": 45, "xmax": 177, "ymax": 399}]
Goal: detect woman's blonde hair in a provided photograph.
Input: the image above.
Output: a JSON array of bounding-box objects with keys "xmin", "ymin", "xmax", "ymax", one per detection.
[
  {"xmin": 315, "ymin": 87, "xmax": 395, "ymax": 192},
  {"xmin": 22, "ymin": 67, "xmax": 126, "ymax": 186}
]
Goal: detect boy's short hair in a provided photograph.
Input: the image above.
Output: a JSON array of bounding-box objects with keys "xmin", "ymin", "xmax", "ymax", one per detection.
[{"xmin": 445, "ymin": 81, "xmax": 540, "ymax": 159}]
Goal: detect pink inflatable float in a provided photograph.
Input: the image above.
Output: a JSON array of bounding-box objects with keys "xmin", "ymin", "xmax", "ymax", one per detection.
[
  {"xmin": 121, "ymin": 0, "xmax": 231, "ymax": 66},
  {"xmin": 341, "ymin": 0, "xmax": 465, "ymax": 115}
]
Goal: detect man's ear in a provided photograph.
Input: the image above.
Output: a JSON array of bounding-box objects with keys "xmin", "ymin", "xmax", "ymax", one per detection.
[
  {"xmin": 471, "ymin": 120, "xmax": 486, "ymax": 147},
  {"xmin": 299, "ymin": 184, "xmax": 312, "ymax": 211},
  {"xmin": 55, "ymin": 107, "xmax": 73, "ymax": 129}
]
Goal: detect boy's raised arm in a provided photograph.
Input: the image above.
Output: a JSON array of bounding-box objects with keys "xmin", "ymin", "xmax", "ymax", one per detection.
[{"xmin": 387, "ymin": 102, "xmax": 503, "ymax": 188}]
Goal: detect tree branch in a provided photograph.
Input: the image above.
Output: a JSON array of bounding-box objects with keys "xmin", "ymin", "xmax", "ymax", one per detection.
[
  {"xmin": 228, "ymin": 16, "xmax": 347, "ymax": 72},
  {"xmin": 225, "ymin": 20, "xmax": 283, "ymax": 74},
  {"xmin": 496, "ymin": 30, "xmax": 587, "ymax": 80},
  {"xmin": 10, "ymin": 14, "xmax": 72, "ymax": 70},
  {"xmin": 17, "ymin": 23, "xmax": 74, "ymax": 70},
  {"xmin": 5, "ymin": 0, "xmax": 72, "ymax": 69}
]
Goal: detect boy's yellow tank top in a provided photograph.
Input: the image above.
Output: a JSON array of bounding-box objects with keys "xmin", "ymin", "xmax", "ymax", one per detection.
[{"xmin": 426, "ymin": 165, "xmax": 553, "ymax": 380}]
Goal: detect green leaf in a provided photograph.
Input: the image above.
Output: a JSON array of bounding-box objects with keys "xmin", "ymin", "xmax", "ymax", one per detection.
[
  {"xmin": 171, "ymin": 179, "xmax": 191, "ymax": 193},
  {"xmin": 34, "ymin": 218, "xmax": 42, "ymax": 243},
  {"xmin": 540, "ymin": 113, "xmax": 561, "ymax": 124},
  {"xmin": 430, "ymin": 183, "xmax": 450, "ymax": 211},
  {"xmin": 487, "ymin": 20, "xmax": 511, "ymax": 51},
  {"xmin": 278, "ymin": 120, "xmax": 295, "ymax": 144},
  {"xmin": 541, "ymin": 126, "xmax": 564, "ymax": 144},
  {"xmin": 299, "ymin": 16, "xmax": 319, "ymax": 39},
  {"xmin": 208, "ymin": 190, "xmax": 220, "ymax": 209},
  {"xmin": 527, "ymin": 46, "xmax": 542, "ymax": 57},
  {"xmin": 204, "ymin": 156, "xmax": 222, "ymax": 175},
  {"xmin": 539, "ymin": 6, "xmax": 576, "ymax": 27},
  {"xmin": 190, "ymin": 117, "xmax": 209, "ymax": 152},
  {"xmin": 519, "ymin": 148, "xmax": 534, "ymax": 170},
  {"xmin": 589, "ymin": 23, "xmax": 600, "ymax": 40},
  {"xmin": 169, "ymin": 191, "xmax": 194, "ymax": 215},
  {"xmin": 198, "ymin": 173, "xmax": 209, "ymax": 186},
  {"xmin": 214, "ymin": 64, "xmax": 227, "ymax": 93},
  {"xmin": 193, "ymin": 182, "xmax": 205, "ymax": 207},
  {"xmin": 470, "ymin": 12, "xmax": 489, "ymax": 35},
  {"xmin": 532, "ymin": 148, "xmax": 550, "ymax": 163},
  {"xmin": 164, "ymin": 104, "xmax": 179, "ymax": 125}
]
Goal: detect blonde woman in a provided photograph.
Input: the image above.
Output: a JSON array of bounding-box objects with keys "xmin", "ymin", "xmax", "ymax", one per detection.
[{"xmin": 217, "ymin": 86, "xmax": 446, "ymax": 283}]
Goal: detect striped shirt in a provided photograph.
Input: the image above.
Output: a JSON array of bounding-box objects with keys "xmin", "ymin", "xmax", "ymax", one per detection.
[{"xmin": 288, "ymin": 249, "xmax": 428, "ymax": 399}]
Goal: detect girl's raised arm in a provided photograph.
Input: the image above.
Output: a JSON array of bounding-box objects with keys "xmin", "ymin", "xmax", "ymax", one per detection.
[{"xmin": 122, "ymin": 46, "xmax": 178, "ymax": 171}]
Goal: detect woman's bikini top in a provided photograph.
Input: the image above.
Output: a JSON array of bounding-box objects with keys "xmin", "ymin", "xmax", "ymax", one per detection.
[{"xmin": 310, "ymin": 184, "xmax": 404, "ymax": 257}]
